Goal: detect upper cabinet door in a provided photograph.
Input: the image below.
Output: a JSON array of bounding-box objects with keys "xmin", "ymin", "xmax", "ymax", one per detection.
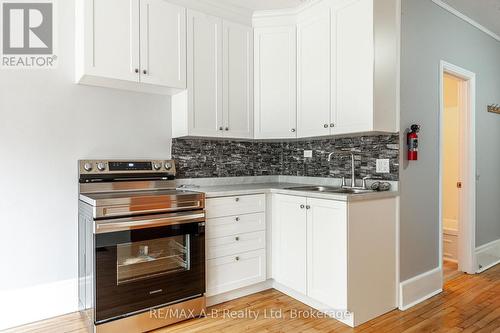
[
  {"xmin": 306, "ymin": 198, "xmax": 348, "ymax": 310},
  {"xmin": 187, "ymin": 10, "xmax": 223, "ymax": 137},
  {"xmin": 87, "ymin": 0, "xmax": 140, "ymax": 82},
  {"xmin": 297, "ymin": 10, "xmax": 331, "ymax": 138},
  {"xmin": 254, "ymin": 26, "xmax": 297, "ymax": 139},
  {"xmin": 139, "ymin": 0, "xmax": 186, "ymax": 89},
  {"xmin": 332, "ymin": 0, "xmax": 374, "ymax": 134},
  {"xmin": 223, "ymin": 21, "xmax": 254, "ymax": 139}
]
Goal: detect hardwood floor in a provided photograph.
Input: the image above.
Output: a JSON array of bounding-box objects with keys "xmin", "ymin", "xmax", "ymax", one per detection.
[
  {"xmin": 4, "ymin": 264, "xmax": 500, "ymax": 333},
  {"xmin": 443, "ymin": 260, "xmax": 463, "ymax": 282}
]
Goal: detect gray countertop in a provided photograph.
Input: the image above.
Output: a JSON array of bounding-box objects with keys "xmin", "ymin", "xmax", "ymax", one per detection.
[{"xmin": 182, "ymin": 182, "xmax": 399, "ymax": 202}]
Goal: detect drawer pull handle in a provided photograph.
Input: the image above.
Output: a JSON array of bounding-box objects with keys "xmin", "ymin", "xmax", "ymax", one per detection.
[
  {"xmin": 235, "ymin": 256, "xmax": 240, "ymax": 261},
  {"xmin": 235, "ymin": 236, "xmax": 240, "ymax": 241},
  {"xmin": 235, "ymin": 198, "xmax": 240, "ymax": 202},
  {"xmin": 235, "ymin": 217, "xmax": 240, "ymax": 222}
]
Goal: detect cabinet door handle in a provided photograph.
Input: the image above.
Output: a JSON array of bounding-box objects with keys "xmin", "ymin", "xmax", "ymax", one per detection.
[
  {"xmin": 235, "ymin": 197, "xmax": 240, "ymax": 202},
  {"xmin": 134, "ymin": 68, "xmax": 139, "ymax": 73},
  {"xmin": 235, "ymin": 256, "xmax": 240, "ymax": 261},
  {"xmin": 291, "ymin": 128, "xmax": 296, "ymax": 133},
  {"xmin": 324, "ymin": 124, "xmax": 329, "ymax": 128},
  {"xmin": 235, "ymin": 236, "xmax": 240, "ymax": 241},
  {"xmin": 219, "ymin": 126, "xmax": 224, "ymax": 131},
  {"xmin": 306, "ymin": 205, "xmax": 311, "ymax": 210},
  {"xmin": 143, "ymin": 69, "xmax": 147, "ymax": 75},
  {"xmin": 225, "ymin": 127, "xmax": 229, "ymax": 131},
  {"xmin": 235, "ymin": 217, "xmax": 240, "ymax": 222},
  {"xmin": 300, "ymin": 204, "xmax": 305, "ymax": 209},
  {"xmin": 330, "ymin": 123, "xmax": 335, "ymax": 128}
]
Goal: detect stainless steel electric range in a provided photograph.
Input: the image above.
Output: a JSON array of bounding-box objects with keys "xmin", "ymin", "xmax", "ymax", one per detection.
[{"xmin": 78, "ymin": 160, "xmax": 206, "ymax": 333}]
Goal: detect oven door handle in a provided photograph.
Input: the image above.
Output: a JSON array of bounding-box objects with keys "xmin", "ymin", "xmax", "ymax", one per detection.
[{"xmin": 94, "ymin": 210, "xmax": 205, "ymax": 234}]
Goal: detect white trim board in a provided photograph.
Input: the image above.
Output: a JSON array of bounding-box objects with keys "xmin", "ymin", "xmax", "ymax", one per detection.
[
  {"xmin": 399, "ymin": 267, "xmax": 442, "ymax": 310},
  {"xmin": 0, "ymin": 278, "xmax": 78, "ymax": 330},
  {"xmin": 432, "ymin": 0, "xmax": 500, "ymax": 43},
  {"xmin": 476, "ymin": 238, "xmax": 500, "ymax": 273}
]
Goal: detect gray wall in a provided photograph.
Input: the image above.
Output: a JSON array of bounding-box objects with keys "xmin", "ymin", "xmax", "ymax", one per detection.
[
  {"xmin": 0, "ymin": 0, "xmax": 172, "ymax": 293},
  {"xmin": 400, "ymin": 0, "xmax": 500, "ymax": 280}
]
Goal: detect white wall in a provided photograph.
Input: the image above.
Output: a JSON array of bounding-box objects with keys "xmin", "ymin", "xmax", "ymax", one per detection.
[
  {"xmin": 0, "ymin": 0, "xmax": 172, "ymax": 329},
  {"xmin": 400, "ymin": 0, "xmax": 500, "ymax": 281}
]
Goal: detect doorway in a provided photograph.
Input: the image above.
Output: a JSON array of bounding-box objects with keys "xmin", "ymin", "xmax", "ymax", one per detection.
[{"xmin": 439, "ymin": 61, "xmax": 476, "ymax": 281}]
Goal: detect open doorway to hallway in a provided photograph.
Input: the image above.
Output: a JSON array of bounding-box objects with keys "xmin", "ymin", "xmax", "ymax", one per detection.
[
  {"xmin": 442, "ymin": 73, "xmax": 463, "ymax": 281},
  {"xmin": 439, "ymin": 61, "xmax": 477, "ymax": 283}
]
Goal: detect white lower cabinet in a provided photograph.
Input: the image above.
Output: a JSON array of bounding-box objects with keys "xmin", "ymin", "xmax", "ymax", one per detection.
[
  {"xmin": 272, "ymin": 194, "xmax": 397, "ymax": 327},
  {"xmin": 272, "ymin": 194, "xmax": 307, "ymax": 294},
  {"xmin": 206, "ymin": 249, "xmax": 266, "ymax": 297},
  {"xmin": 306, "ymin": 198, "xmax": 348, "ymax": 310},
  {"xmin": 205, "ymin": 195, "xmax": 266, "ymax": 297}
]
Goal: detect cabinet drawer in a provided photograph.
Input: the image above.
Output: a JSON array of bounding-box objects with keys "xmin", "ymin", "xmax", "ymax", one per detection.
[
  {"xmin": 206, "ymin": 194, "xmax": 265, "ymax": 218},
  {"xmin": 206, "ymin": 249, "xmax": 266, "ymax": 296},
  {"xmin": 207, "ymin": 231, "xmax": 266, "ymax": 260},
  {"xmin": 206, "ymin": 212, "xmax": 265, "ymax": 239}
]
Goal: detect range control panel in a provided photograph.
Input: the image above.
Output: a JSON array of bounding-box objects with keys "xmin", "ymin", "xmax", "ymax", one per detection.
[{"xmin": 79, "ymin": 160, "xmax": 176, "ymax": 176}]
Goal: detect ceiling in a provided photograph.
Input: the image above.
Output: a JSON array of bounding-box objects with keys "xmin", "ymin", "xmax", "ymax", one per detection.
[
  {"xmin": 214, "ymin": 0, "xmax": 304, "ymax": 11},
  {"xmin": 441, "ymin": 0, "xmax": 500, "ymax": 37}
]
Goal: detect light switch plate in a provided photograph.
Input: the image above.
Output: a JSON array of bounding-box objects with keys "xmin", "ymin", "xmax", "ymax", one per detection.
[
  {"xmin": 376, "ymin": 159, "xmax": 390, "ymax": 173},
  {"xmin": 304, "ymin": 150, "xmax": 313, "ymax": 158}
]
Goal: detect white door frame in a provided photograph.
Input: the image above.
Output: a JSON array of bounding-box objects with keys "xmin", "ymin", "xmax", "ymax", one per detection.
[{"xmin": 439, "ymin": 61, "xmax": 476, "ymax": 275}]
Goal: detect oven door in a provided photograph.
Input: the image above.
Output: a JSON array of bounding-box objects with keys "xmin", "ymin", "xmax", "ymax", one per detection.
[{"xmin": 93, "ymin": 211, "xmax": 205, "ymax": 323}]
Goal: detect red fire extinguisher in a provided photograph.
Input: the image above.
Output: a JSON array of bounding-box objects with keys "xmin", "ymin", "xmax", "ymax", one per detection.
[{"xmin": 407, "ymin": 124, "xmax": 420, "ymax": 161}]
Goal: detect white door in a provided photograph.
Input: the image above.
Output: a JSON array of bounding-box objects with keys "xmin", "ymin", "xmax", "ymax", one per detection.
[
  {"xmin": 254, "ymin": 26, "xmax": 297, "ymax": 139},
  {"xmin": 89, "ymin": 0, "xmax": 140, "ymax": 82},
  {"xmin": 187, "ymin": 10, "xmax": 223, "ymax": 137},
  {"xmin": 272, "ymin": 195, "xmax": 307, "ymax": 294},
  {"xmin": 332, "ymin": 0, "xmax": 373, "ymax": 134},
  {"xmin": 223, "ymin": 21, "xmax": 254, "ymax": 139},
  {"xmin": 306, "ymin": 198, "xmax": 348, "ymax": 309},
  {"xmin": 297, "ymin": 11, "xmax": 331, "ymax": 138},
  {"xmin": 139, "ymin": 0, "xmax": 186, "ymax": 88}
]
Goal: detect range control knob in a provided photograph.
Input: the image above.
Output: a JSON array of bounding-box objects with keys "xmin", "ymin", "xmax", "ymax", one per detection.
[
  {"xmin": 164, "ymin": 162, "xmax": 173, "ymax": 170},
  {"xmin": 153, "ymin": 162, "xmax": 162, "ymax": 171},
  {"xmin": 83, "ymin": 162, "xmax": 93, "ymax": 172},
  {"xmin": 97, "ymin": 162, "xmax": 106, "ymax": 171}
]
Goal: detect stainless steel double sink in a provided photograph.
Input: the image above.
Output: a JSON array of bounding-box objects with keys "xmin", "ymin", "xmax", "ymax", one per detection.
[{"xmin": 284, "ymin": 186, "xmax": 375, "ymax": 194}]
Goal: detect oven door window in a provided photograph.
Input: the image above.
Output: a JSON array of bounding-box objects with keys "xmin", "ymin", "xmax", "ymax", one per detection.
[{"xmin": 117, "ymin": 235, "xmax": 190, "ymax": 285}]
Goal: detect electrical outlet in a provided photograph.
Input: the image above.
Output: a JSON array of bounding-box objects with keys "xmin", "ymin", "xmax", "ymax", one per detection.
[
  {"xmin": 304, "ymin": 150, "xmax": 313, "ymax": 158},
  {"xmin": 376, "ymin": 159, "xmax": 390, "ymax": 173}
]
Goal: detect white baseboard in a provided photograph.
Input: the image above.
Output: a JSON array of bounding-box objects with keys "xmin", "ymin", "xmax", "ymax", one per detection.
[
  {"xmin": 206, "ymin": 280, "xmax": 272, "ymax": 307},
  {"xmin": 0, "ymin": 278, "xmax": 78, "ymax": 331},
  {"xmin": 476, "ymin": 238, "xmax": 500, "ymax": 273},
  {"xmin": 399, "ymin": 267, "xmax": 442, "ymax": 310}
]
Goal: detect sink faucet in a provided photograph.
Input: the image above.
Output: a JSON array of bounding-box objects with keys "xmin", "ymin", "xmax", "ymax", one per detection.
[{"xmin": 327, "ymin": 152, "xmax": 356, "ymax": 188}]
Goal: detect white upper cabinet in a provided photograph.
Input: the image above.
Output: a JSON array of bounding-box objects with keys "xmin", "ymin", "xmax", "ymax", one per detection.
[
  {"xmin": 223, "ymin": 21, "xmax": 254, "ymax": 139},
  {"xmin": 187, "ymin": 10, "xmax": 223, "ymax": 137},
  {"xmin": 331, "ymin": 0, "xmax": 399, "ymax": 134},
  {"xmin": 254, "ymin": 26, "xmax": 297, "ymax": 139},
  {"xmin": 139, "ymin": 0, "xmax": 186, "ymax": 88},
  {"xmin": 172, "ymin": 13, "xmax": 254, "ymax": 139},
  {"xmin": 297, "ymin": 9, "xmax": 332, "ymax": 138},
  {"xmin": 76, "ymin": 0, "xmax": 187, "ymax": 95}
]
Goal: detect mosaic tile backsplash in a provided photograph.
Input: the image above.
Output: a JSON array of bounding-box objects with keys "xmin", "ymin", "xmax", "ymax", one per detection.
[{"xmin": 172, "ymin": 134, "xmax": 400, "ymax": 181}]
